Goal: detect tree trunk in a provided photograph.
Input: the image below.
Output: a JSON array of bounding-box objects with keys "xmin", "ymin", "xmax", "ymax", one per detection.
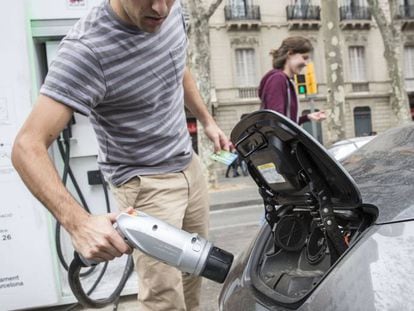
[
  {"xmin": 321, "ymin": 0, "xmax": 346, "ymax": 145},
  {"xmin": 184, "ymin": 0, "xmax": 224, "ymax": 187},
  {"xmin": 367, "ymin": 0, "xmax": 411, "ymax": 124}
]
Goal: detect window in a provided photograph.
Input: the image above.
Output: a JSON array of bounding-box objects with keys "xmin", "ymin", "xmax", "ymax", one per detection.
[
  {"xmin": 230, "ymin": 0, "xmax": 252, "ymax": 17},
  {"xmin": 349, "ymin": 46, "xmax": 367, "ymax": 82},
  {"xmin": 293, "ymin": 0, "xmax": 308, "ymax": 5},
  {"xmin": 235, "ymin": 48, "xmax": 257, "ymax": 87},
  {"xmin": 404, "ymin": 46, "xmax": 414, "ymax": 78},
  {"xmin": 401, "ymin": 0, "xmax": 414, "ymax": 6},
  {"xmin": 354, "ymin": 106, "xmax": 372, "ymax": 137},
  {"xmin": 400, "ymin": 0, "xmax": 414, "ymax": 17},
  {"xmin": 341, "ymin": 0, "xmax": 369, "ymax": 19},
  {"xmin": 404, "ymin": 46, "xmax": 414, "ymax": 91},
  {"xmin": 342, "ymin": 0, "xmax": 367, "ymax": 6},
  {"xmin": 408, "ymin": 94, "xmax": 414, "ymax": 121},
  {"xmin": 292, "ymin": 0, "xmax": 310, "ymax": 18}
]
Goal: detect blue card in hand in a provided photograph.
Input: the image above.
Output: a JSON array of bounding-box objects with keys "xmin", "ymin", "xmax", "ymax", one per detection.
[{"xmin": 210, "ymin": 150, "xmax": 237, "ymax": 166}]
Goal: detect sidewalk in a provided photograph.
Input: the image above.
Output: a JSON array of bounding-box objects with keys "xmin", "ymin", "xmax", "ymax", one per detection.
[{"xmin": 209, "ymin": 174, "xmax": 262, "ymax": 210}]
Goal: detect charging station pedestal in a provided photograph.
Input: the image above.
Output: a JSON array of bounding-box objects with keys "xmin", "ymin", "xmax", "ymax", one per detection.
[{"xmin": 1, "ymin": 1, "xmax": 138, "ymax": 309}]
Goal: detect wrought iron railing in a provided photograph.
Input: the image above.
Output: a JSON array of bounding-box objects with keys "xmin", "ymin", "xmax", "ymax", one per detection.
[
  {"xmin": 351, "ymin": 82, "xmax": 369, "ymax": 93},
  {"xmin": 398, "ymin": 5, "xmax": 414, "ymax": 19},
  {"xmin": 286, "ymin": 5, "xmax": 321, "ymax": 20},
  {"xmin": 224, "ymin": 5, "xmax": 261, "ymax": 21},
  {"xmin": 405, "ymin": 78, "xmax": 414, "ymax": 92},
  {"xmin": 238, "ymin": 87, "xmax": 258, "ymax": 99},
  {"xmin": 339, "ymin": 5, "xmax": 371, "ymax": 20}
]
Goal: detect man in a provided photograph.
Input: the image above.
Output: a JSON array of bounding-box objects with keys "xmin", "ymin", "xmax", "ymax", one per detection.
[{"xmin": 12, "ymin": 0, "xmax": 229, "ymax": 310}]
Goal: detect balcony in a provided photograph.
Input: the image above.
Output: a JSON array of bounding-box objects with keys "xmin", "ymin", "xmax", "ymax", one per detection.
[
  {"xmin": 398, "ymin": 5, "xmax": 414, "ymax": 19},
  {"xmin": 397, "ymin": 5, "xmax": 414, "ymax": 29},
  {"xmin": 339, "ymin": 5, "xmax": 371, "ymax": 29},
  {"xmin": 238, "ymin": 87, "xmax": 258, "ymax": 99},
  {"xmin": 214, "ymin": 87, "xmax": 259, "ymax": 103},
  {"xmin": 405, "ymin": 78, "xmax": 414, "ymax": 93},
  {"xmin": 286, "ymin": 5, "xmax": 321, "ymax": 30},
  {"xmin": 351, "ymin": 82, "xmax": 370, "ymax": 93},
  {"xmin": 224, "ymin": 5, "xmax": 261, "ymax": 30}
]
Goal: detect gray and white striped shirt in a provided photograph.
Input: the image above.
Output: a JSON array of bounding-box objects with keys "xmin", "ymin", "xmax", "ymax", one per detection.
[{"xmin": 41, "ymin": 0, "xmax": 192, "ymax": 186}]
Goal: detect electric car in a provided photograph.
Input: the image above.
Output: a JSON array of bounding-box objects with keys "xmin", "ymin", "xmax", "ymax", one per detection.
[
  {"xmin": 219, "ymin": 110, "xmax": 414, "ymax": 311},
  {"xmin": 328, "ymin": 135, "xmax": 375, "ymax": 161}
]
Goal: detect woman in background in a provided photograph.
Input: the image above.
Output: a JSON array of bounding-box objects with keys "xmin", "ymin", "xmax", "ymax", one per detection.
[{"xmin": 258, "ymin": 36, "xmax": 326, "ymax": 124}]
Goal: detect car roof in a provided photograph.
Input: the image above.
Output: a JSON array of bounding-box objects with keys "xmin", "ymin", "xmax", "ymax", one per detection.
[
  {"xmin": 342, "ymin": 124, "xmax": 414, "ymax": 223},
  {"xmin": 329, "ymin": 136, "xmax": 376, "ymax": 161},
  {"xmin": 331, "ymin": 136, "xmax": 375, "ymax": 147}
]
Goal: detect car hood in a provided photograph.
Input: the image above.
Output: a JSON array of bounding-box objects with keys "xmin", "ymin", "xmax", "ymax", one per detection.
[
  {"xmin": 231, "ymin": 110, "xmax": 362, "ymax": 208},
  {"xmin": 342, "ymin": 123, "xmax": 414, "ymax": 223},
  {"xmin": 220, "ymin": 221, "xmax": 414, "ymax": 311},
  {"xmin": 298, "ymin": 220, "xmax": 414, "ymax": 310}
]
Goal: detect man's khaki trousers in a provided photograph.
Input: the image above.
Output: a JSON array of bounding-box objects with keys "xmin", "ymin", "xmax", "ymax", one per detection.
[{"xmin": 111, "ymin": 155, "xmax": 209, "ymax": 311}]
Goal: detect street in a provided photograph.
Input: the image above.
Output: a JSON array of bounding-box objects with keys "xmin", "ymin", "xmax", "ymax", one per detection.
[{"xmin": 200, "ymin": 204, "xmax": 263, "ymax": 310}]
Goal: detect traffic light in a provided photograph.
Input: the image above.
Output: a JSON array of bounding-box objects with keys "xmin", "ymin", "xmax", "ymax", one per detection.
[
  {"xmin": 305, "ymin": 62, "xmax": 317, "ymax": 95},
  {"xmin": 295, "ymin": 74, "xmax": 307, "ymax": 95},
  {"xmin": 294, "ymin": 62, "xmax": 318, "ymax": 96}
]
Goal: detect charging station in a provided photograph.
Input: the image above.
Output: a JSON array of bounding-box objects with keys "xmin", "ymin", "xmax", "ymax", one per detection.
[{"xmin": 1, "ymin": 1, "xmax": 138, "ymax": 309}]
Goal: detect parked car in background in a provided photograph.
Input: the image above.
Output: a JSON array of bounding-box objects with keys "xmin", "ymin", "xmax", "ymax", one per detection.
[
  {"xmin": 328, "ymin": 135, "xmax": 375, "ymax": 161},
  {"xmin": 219, "ymin": 110, "xmax": 414, "ymax": 311}
]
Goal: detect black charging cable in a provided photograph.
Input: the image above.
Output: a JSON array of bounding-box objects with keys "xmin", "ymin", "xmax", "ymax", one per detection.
[
  {"xmin": 56, "ymin": 135, "xmax": 97, "ymax": 277},
  {"xmin": 68, "ymin": 252, "xmax": 134, "ymax": 309},
  {"xmin": 53, "ymin": 120, "xmax": 134, "ymax": 310}
]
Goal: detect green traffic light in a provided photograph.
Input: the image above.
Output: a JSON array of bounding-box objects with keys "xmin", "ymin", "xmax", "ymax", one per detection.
[{"xmin": 298, "ymin": 85, "xmax": 307, "ymax": 94}]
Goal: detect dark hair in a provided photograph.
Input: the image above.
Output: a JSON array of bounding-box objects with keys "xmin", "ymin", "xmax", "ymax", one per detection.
[{"xmin": 270, "ymin": 36, "xmax": 313, "ymax": 69}]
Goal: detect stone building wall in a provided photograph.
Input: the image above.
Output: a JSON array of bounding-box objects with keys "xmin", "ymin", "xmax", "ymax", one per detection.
[{"xmin": 206, "ymin": 0, "xmax": 412, "ymax": 147}]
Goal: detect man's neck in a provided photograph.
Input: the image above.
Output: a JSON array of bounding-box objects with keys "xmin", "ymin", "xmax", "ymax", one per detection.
[{"xmin": 109, "ymin": 0, "xmax": 134, "ymax": 25}]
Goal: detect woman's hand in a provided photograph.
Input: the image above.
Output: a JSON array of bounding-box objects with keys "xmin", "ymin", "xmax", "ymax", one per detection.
[{"xmin": 308, "ymin": 111, "xmax": 327, "ymax": 122}]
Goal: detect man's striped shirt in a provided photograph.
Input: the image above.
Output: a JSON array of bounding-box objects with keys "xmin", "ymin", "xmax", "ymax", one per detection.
[{"xmin": 40, "ymin": 0, "xmax": 192, "ymax": 186}]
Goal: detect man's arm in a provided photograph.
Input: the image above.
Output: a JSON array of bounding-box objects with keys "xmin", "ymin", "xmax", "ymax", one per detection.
[
  {"xmin": 12, "ymin": 94, "xmax": 131, "ymax": 262},
  {"xmin": 183, "ymin": 67, "xmax": 230, "ymax": 152}
]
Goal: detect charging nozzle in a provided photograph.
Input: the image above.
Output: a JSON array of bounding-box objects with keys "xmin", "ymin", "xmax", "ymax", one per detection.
[
  {"xmin": 200, "ymin": 246, "xmax": 234, "ymax": 283},
  {"xmin": 116, "ymin": 212, "xmax": 234, "ymax": 284}
]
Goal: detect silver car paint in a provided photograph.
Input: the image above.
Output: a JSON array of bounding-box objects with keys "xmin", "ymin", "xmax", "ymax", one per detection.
[
  {"xmin": 220, "ymin": 221, "xmax": 414, "ymax": 310},
  {"xmin": 220, "ymin": 120, "xmax": 414, "ymax": 311}
]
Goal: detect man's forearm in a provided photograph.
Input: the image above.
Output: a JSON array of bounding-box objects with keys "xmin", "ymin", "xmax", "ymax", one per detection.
[
  {"xmin": 183, "ymin": 67, "xmax": 215, "ymax": 126},
  {"xmin": 12, "ymin": 95, "xmax": 130, "ymax": 261},
  {"xmin": 12, "ymin": 135, "xmax": 88, "ymax": 233},
  {"xmin": 182, "ymin": 67, "xmax": 230, "ymax": 151}
]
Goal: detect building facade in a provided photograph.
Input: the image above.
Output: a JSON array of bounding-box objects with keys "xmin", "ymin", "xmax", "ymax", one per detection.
[{"xmin": 208, "ymin": 0, "xmax": 414, "ymax": 145}]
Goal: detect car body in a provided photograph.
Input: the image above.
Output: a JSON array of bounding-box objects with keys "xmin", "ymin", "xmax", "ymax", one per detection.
[
  {"xmin": 328, "ymin": 136, "xmax": 375, "ymax": 161},
  {"xmin": 219, "ymin": 110, "xmax": 414, "ymax": 311}
]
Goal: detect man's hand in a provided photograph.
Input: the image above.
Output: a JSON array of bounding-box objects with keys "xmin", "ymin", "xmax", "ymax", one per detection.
[
  {"xmin": 70, "ymin": 210, "xmax": 133, "ymax": 263},
  {"xmin": 204, "ymin": 121, "xmax": 231, "ymax": 153},
  {"xmin": 308, "ymin": 111, "xmax": 327, "ymax": 122},
  {"xmin": 182, "ymin": 68, "xmax": 231, "ymax": 152}
]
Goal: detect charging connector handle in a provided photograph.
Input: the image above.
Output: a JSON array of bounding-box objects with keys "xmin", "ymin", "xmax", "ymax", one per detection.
[
  {"xmin": 116, "ymin": 212, "xmax": 234, "ymax": 283},
  {"xmin": 69, "ymin": 212, "xmax": 233, "ymax": 308}
]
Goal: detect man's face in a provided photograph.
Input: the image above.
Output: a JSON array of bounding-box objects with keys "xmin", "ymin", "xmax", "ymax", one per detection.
[{"xmin": 119, "ymin": 0, "xmax": 176, "ymax": 33}]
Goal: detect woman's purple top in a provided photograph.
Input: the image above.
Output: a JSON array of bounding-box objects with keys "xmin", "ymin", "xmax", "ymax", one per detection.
[{"xmin": 258, "ymin": 69, "xmax": 309, "ymax": 125}]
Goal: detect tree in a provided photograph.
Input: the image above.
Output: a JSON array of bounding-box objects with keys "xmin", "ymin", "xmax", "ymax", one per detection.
[
  {"xmin": 366, "ymin": 0, "xmax": 411, "ymax": 124},
  {"xmin": 321, "ymin": 0, "xmax": 347, "ymax": 144},
  {"xmin": 184, "ymin": 0, "xmax": 224, "ymax": 186}
]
